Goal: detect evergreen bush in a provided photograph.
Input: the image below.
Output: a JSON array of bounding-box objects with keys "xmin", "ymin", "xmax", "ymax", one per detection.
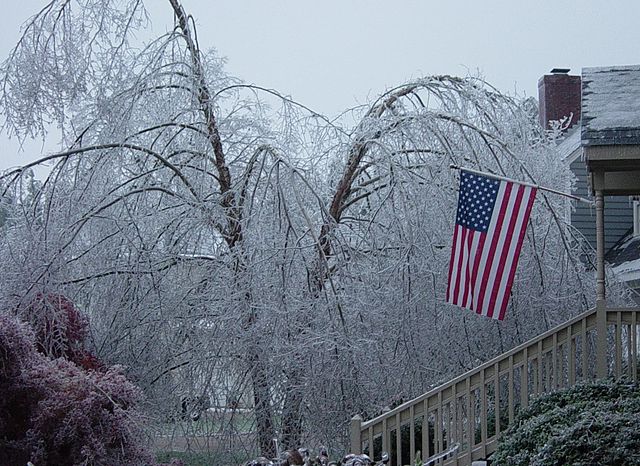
[{"xmin": 492, "ymin": 379, "xmax": 640, "ymax": 465}]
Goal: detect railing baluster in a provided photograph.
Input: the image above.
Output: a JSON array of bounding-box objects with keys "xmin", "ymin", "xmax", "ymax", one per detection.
[
  {"xmin": 466, "ymin": 378, "xmax": 472, "ymax": 458},
  {"xmin": 395, "ymin": 412, "xmax": 401, "ymax": 466},
  {"xmin": 456, "ymin": 394, "xmax": 463, "ymax": 461},
  {"xmin": 480, "ymin": 369, "xmax": 487, "ymax": 458},
  {"xmin": 552, "ymin": 333, "xmax": 558, "ymax": 390},
  {"xmin": 448, "ymin": 400, "xmax": 452, "ymax": 451},
  {"xmin": 436, "ymin": 393, "xmax": 442, "ymax": 455},
  {"xmin": 633, "ymin": 312, "xmax": 638, "ymax": 382},
  {"xmin": 453, "ymin": 398, "xmax": 457, "ymax": 453},
  {"xmin": 422, "ymin": 408, "xmax": 429, "ymax": 460},
  {"xmin": 569, "ymin": 335, "xmax": 576, "ymax": 385},
  {"xmin": 494, "ymin": 363, "xmax": 500, "ymax": 437},
  {"xmin": 558, "ymin": 340, "xmax": 565, "ymax": 390},
  {"xmin": 531, "ymin": 357, "xmax": 537, "ymax": 397},
  {"xmin": 382, "ymin": 417, "xmax": 388, "ymax": 457},
  {"xmin": 538, "ymin": 341, "xmax": 544, "ymax": 394},
  {"xmin": 616, "ymin": 312, "xmax": 623, "ymax": 377},
  {"xmin": 521, "ymin": 347, "xmax": 529, "ymax": 410},
  {"xmin": 566, "ymin": 327, "xmax": 573, "ymax": 385},
  {"xmin": 625, "ymin": 321, "xmax": 632, "ymax": 379},
  {"xmin": 508, "ymin": 356, "xmax": 514, "ymax": 425},
  {"xmin": 452, "ymin": 383, "xmax": 458, "ymax": 457},
  {"xmin": 563, "ymin": 338, "xmax": 567, "ymax": 387},
  {"xmin": 581, "ymin": 318, "xmax": 588, "ymax": 380},
  {"xmin": 409, "ymin": 405, "xmax": 415, "ymax": 465}
]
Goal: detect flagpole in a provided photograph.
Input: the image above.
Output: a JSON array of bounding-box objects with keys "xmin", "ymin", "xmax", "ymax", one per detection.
[{"xmin": 450, "ymin": 164, "xmax": 594, "ymax": 206}]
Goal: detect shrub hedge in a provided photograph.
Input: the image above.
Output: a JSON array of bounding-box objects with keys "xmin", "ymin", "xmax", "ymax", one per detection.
[{"xmin": 492, "ymin": 379, "xmax": 640, "ymax": 466}]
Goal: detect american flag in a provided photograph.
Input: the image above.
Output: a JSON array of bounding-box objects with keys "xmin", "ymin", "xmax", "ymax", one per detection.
[{"xmin": 446, "ymin": 170, "xmax": 537, "ymax": 320}]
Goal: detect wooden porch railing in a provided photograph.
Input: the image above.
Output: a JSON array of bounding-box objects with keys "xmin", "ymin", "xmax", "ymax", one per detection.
[{"xmin": 350, "ymin": 306, "xmax": 640, "ymax": 466}]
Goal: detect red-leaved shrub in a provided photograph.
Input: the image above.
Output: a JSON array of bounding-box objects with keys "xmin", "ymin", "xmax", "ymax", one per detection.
[
  {"xmin": 18, "ymin": 293, "xmax": 104, "ymax": 370},
  {"xmin": 0, "ymin": 310, "xmax": 154, "ymax": 465}
]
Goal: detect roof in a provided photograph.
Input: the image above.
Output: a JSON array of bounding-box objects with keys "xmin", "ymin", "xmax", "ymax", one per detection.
[
  {"xmin": 608, "ymin": 233, "xmax": 640, "ymax": 283},
  {"xmin": 556, "ymin": 126, "xmax": 581, "ymax": 162},
  {"xmin": 581, "ymin": 65, "xmax": 640, "ymax": 146}
]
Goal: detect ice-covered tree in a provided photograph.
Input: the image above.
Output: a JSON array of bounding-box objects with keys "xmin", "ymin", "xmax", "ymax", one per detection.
[{"xmin": 0, "ymin": 0, "xmax": 621, "ymax": 458}]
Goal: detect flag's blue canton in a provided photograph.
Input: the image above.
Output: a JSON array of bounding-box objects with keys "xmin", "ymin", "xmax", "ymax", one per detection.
[{"xmin": 456, "ymin": 171, "xmax": 500, "ymax": 233}]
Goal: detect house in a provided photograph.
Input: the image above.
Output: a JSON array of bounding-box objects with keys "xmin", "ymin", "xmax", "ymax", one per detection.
[{"xmin": 539, "ymin": 66, "xmax": 640, "ymax": 300}]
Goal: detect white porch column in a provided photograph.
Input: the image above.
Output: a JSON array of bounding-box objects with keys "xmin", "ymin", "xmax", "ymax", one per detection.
[{"xmin": 595, "ymin": 186, "xmax": 607, "ymax": 378}]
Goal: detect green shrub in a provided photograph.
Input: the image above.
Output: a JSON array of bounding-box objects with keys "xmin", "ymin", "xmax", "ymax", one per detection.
[{"xmin": 492, "ymin": 379, "xmax": 640, "ymax": 465}]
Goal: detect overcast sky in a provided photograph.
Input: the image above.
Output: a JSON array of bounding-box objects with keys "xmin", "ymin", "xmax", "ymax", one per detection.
[{"xmin": 1, "ymin": 0, "xmax": 640, "ymax": 170}]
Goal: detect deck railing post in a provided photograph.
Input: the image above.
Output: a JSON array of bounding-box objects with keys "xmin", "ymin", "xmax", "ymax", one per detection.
[
  {"xmin": 596, "ymin": 299, "xmax": 607, "ymax": 378},
  {"xmin": 350, "ymin": 415, "xmax": 363, "ymax": 454}
]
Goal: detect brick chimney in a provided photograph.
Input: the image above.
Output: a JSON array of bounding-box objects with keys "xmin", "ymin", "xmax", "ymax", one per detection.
[{"xmin": 538, "ymin": 68, "xmax": 581, "ymax": 130}]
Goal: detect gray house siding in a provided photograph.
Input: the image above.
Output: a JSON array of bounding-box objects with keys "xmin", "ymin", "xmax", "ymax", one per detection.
[{"xmin": 570, "ymin": 158, "xmax": 634, "ymax": 252}]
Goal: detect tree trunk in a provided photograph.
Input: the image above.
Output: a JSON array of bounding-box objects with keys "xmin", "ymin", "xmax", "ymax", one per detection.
[
  {"xmin": 168, "ymin": 1, "xmax": 277, "ymax": 455},
  {"xmin": 247, "ymin": 345, "xmax": 276, "ymax": 458},
  {"xmin": 280, "ymin": 365, "xmax": 305, "ymax": 450}
]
